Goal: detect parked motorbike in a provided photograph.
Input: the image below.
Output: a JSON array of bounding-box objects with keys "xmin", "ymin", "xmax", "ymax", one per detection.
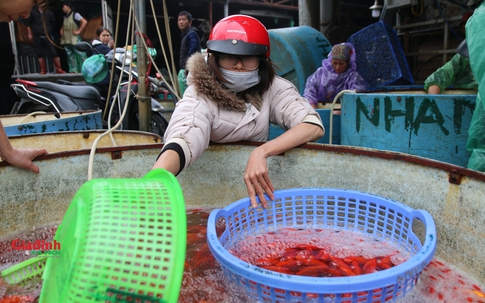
[{"xmin": 10, "ymin": 42, "xmax": 178, "ymax": 138}]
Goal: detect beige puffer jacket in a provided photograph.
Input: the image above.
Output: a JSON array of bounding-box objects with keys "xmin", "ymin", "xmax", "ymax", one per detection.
[{"xmin": 163, "ymin": 53, "xmax": 323, "ymax": 170}]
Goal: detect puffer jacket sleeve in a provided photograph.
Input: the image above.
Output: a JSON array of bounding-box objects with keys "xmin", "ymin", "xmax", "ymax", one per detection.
[
  {"xmin": 270, "ymin": 77, "xmax": 323, "ymax": 131},
  {"xmin": 162, "ymin": 86, "xmax": 213, "ymax": 169},
  {"xmin": 303, "ymin": 67, "xmax": 324, "ymax": 107}
]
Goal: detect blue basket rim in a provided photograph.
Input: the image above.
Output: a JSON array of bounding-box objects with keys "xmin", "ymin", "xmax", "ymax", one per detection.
[{"xmin": 207, "ymin": 187, "xmax": 436, "ymax": 293}]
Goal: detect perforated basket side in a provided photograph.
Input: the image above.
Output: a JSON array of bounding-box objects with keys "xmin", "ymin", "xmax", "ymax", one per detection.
[
  {"xmin": 348, "ymin": 21, "xmax": 414, "ymax": 89},
  {"xmin": 40, "ymin": 169, "xmax": 186, "ymax": 303},
  {"xmin": 207, "ymin": 188, "xmax": 436, "ymax": 302},
  {"xmin": 1, "ymin": 256, "xmax": 47, "ymax": 285}
]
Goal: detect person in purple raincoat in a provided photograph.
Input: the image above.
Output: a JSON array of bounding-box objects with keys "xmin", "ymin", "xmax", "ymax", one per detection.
[{"xmin": 303, "ymin": 42, "xmax": 367, "ymax": 108}]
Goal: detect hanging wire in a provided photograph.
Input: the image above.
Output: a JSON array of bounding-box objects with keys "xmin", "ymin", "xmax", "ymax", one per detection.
[
  {"xmin": 87, "ymin": 0, "xmax": 181, "ymax": 180},
  {"xmin": 148, "ymin": 0, "xmax": 179, "ymax": 94},
  {"xmin": 131, "ymin": 0, "xmax": 180, "ymax": 100},
  {"xmin": 87, "ymin": 0, "xmax": 136, "ymax": 181},
  {"xmin": 162, "ymin": 0, "xmax": 179, "ymax": 95},
  {"xmin": 102, "ymin": 0, "xmax": 123, "ymax": 119}
]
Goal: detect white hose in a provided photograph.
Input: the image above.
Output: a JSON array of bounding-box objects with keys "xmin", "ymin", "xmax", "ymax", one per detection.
[
  {"xmin": 87, "ymin": 0, "xmax": 180, "ymax": 180},
  {"xmin": 328, "ymin": 90, "xmax": 356, "ymax": 145},
  {"xmin": 18, "ymin": 111, "xmax": 49, "ymax": 123},
  {"xmin": 87, "ymin": 2, "xmax": 135, "ymax": 181}
]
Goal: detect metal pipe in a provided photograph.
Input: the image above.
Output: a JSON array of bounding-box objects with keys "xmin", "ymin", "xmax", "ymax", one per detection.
[
  {"xmin": 9, "ymin": 22, "xmax": 20, "ymax": 75},
  {"xmin": 299, "ymin": 0, "xmax": 320, "ymax": 28},
  {"xmin": 224, "ymin": 0, "xmax": 230, "ymax": 17},
  {"xmin": 394, "ymin": 16, "xmax": 462, "ymax": 29},
  {"xmin": 298, "ymin": 0, "xmax": 309, "ymax": 26},
  {"xmin": 379, "ymin": 0, "xmax": 388, "ymax": 21},
  {"xmin": 320, "ymin": 0, "xmax": 333, "ymax": 35},
  {"xmin": 135, "ymin": 0, "xmax": 151, "ymax": 132},
  {"xmin": 443, "ymin": 23, "xmax": 449, "ymax": 64}
]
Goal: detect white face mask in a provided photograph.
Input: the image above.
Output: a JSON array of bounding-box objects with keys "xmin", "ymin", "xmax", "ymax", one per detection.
[{"xmin": 219, "ymin": 68, "xmax": 260, "ymax": 92}]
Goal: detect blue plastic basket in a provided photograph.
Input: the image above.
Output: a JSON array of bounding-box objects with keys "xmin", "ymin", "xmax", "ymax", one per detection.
[
  {"xmin": 347, "ymin": 21, "xmax": 414, "ymax": 89},
  {"xmin": 207, "ymin": 188, "xmax": 436, "ymax": 303}
]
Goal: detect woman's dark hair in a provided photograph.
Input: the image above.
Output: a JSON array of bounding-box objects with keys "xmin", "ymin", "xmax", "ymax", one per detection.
[
  {"xmin": 207, "ymin": 53, "xmax": 276, "ymax": 95},
  {"xmin": 96, "ymin": 26, "xmax": 112, "ymax": 37}
]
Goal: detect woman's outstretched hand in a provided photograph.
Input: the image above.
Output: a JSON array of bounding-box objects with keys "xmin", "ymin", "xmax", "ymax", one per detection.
[
  {"xmin": 244, "ymin": 147, "xmax": 275, "ymax": 208},
  {"xmin": 1, "ymin": 147, "xmax": 48, "ymax": 174}
]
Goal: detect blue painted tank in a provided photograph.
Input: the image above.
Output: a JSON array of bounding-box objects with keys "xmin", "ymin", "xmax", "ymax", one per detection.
[
  {"xmin": 340, "ymin": 90, "xmax": 476, "ymax": 167},
  {"xmin": 1, "ymin": 110, "xmax": 103, "ymax": 136},
  {"xmin": 268, "ymin": 26, "xmax": 332, "ymax": 94}
]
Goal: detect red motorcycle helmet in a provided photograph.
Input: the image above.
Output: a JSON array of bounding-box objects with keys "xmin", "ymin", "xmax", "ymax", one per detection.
[{"xmin": 207, "ymin": 15, "xmax": 270, "ymax": 59}]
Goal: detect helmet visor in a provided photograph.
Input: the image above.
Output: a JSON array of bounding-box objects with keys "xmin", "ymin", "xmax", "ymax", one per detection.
[{"xmin": 207, "ymin": 39, "xmax": 268, "ymax": 58}]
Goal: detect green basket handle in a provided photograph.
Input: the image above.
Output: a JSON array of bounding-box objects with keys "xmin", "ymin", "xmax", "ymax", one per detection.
[
  {"xmin": 143, "ymin": 168, "xmax": 183, "ymax": 195},
  {"xmin": 143, "ymin": 168, "xmax": 175, "ymax": 181},
  {"xmin": 1, "ymin": 255, "xmax": 48, "ymax": 285}
]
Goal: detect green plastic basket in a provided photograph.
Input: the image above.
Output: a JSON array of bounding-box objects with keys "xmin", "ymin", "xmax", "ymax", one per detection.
[
  {"xmin": 1, "ymin": 255, "xmax": 47, "ymax": 285},
  {"xmin": 36, "ymin": 168, "xmax": 187, "ymax": 303}
]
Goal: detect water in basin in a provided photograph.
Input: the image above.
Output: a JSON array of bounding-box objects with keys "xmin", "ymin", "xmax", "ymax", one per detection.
[{"xmin": 1, "ymin": 209, "xmax": 484, "ymax": 303}]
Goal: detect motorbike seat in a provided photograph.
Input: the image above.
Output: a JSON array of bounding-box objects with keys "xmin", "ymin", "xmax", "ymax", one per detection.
[{"xmin": 34, "ymin": 81, "xmax": 101, "ymax": 103}]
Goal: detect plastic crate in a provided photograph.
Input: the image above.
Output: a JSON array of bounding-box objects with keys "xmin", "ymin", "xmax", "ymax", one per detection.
[
  {"xmin": 38, "ymin": 169, "xmax": 187, "ymax": 303},
  {"xmin": 207, "ymin": 188, "xmax": 436, "ymax": 303},
  {"xmin": 348, "ymin": 21, "xmax": 414, "ymax": 89}
]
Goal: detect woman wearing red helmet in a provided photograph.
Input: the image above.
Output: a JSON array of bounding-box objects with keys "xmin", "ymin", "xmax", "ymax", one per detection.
[{"xmin": 151, "ymin": 15, "xmax": 324, "ymax": 207}]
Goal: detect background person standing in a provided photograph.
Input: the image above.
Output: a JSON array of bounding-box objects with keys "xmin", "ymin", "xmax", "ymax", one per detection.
[
  {"xmin": 59, "ymin": 0, "xmax": 87, "ymax": 73},
  {"xmin": 24, "ymin": 2, "xmax": 65, "ymax": 74},
  {"xmin": 177, "ymin": 11, "xmax": 200, "ymax": 96}
]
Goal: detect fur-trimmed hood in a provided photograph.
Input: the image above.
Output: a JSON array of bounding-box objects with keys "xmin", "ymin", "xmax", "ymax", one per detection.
[{"xmin": 185, "ymin": 53, "xmax": 263, "ymax": 112}]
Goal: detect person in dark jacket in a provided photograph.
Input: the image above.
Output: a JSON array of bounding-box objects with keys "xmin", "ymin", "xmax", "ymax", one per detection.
[
  {"xmin": 24, "ymin": 2, "xmax": 65, "ymax": 74},
  {"xmin": 91, "ymin": 26, "xmax": 115, "ymax": 100},
  {"xmin": 177, "ymin": 11, "xmax": 200, "ymax": 95},
  {"xmin": 92, "ymin": 26, "xmax": 113, "ymax": 55}
]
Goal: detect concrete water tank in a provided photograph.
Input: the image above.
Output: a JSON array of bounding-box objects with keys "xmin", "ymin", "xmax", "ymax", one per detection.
[{"xmin": 268, "ymin": 26, "xmax": 332, "ymax": 94}]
